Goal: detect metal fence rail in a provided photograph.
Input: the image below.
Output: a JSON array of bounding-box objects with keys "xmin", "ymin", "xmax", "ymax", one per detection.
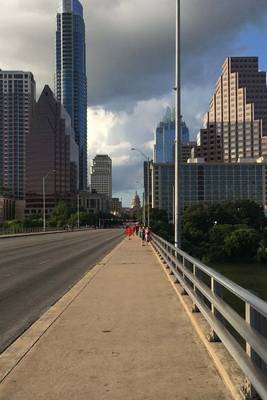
[
  {"xmin": 152, "ymin": 233, "xmax": 267, "ymax": 400},
  {"xmin": 0, "ymin": 227, "xmax": 93, "ymax": 236}
]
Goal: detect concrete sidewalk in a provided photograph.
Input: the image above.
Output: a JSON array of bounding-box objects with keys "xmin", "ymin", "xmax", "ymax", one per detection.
[{"xmin": 0, "ymin": 237, "xmax": 231, "ymax": 400}]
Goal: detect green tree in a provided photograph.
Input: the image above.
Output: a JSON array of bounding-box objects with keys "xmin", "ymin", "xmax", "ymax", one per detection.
[
  {"xmin": 23, "ymin": 216, "xmax": 43, "ymax": 228},
  {"xmin": 49, "ymin": 202, "xmax": 72, "ymax": 228},
  {"xmin": 257, "ymin": 228, "xmax": 267, "ymax": 263},
  {"xmin": 149, "ymin": 209, "xmax": 174, "ymax": 243},
  {"xmin": 224, "ymin": 228, "xmax": 260, "ymax": 260},
  {"xmin": 68, "ymin": 212, "xmax": 98, "ymax": 227}
]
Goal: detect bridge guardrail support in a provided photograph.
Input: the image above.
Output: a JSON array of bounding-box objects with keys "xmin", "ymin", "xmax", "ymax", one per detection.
[
  {"xmin": 192, "ymin": 264, "xmax": 200, "ymax": 313},
  {"xmin": 207, "ymin": 277, "xmax": 222, "ymax": 343},
  {"xmin": 151, "ymin": 233, "xmax": 267, "ymax": 400},
  {"xmin": 241, "ymin": 304, "xmax": 264, "ymax": 400}
]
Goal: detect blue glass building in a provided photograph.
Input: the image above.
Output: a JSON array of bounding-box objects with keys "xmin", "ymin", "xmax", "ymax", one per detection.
[
  {"xmin": 153, "ymin": 108, "xmax": 189, "ymax": 163},
  {"xmin": 56, "ymin": 0, "xmax": 87, "ymax": 191}
]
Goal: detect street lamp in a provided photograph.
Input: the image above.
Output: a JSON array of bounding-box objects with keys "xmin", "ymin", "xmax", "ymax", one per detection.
[
  {"xmin": 174, "ymin": 0, "xmax": 182, "ymax": 248},
  {"xmin": 43, "ymin": 170, "xmax": 56, "ymax": 232},
  {"xmin": 77, "ymin": 192, "xmax": 80, "ymax": 229},
  {"xmin": 131, "ymin": 148, "xmax": 150, "ymax": 226}
]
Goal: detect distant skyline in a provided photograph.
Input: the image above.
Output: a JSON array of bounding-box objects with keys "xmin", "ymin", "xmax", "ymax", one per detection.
[{"xmin": 0, "ymin": 0, "xmax": 267, "ymax": 204}]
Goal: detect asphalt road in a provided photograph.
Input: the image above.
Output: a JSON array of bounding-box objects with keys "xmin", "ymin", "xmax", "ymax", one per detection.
[{"xmin": 0, "ymin": 229, "xmax": 123, "ymax": 354}]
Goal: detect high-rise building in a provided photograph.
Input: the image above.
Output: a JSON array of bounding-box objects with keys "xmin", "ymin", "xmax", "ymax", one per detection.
[
  {"xmin": 191, "ymin": 122, "xmax": 223, "ymax": 162},
  {"xmin": 25, "ymin": 85, "xmax": 79, "ymax": 216},
  {"xmin": 56, "ymin": 0, "xmax": 87, "ymax": 191},
  {"xmin": 0, "ymin": 70, "xmax": 36, "ymax": 201},
  {"xmin": 198, "ymin": 57, "xmax": 267, "ymax": 162},
  {"xmin": 154, "ymin": 107, "xmax": 190, "ymax": 163},
  {"xmin": 90, "ymin": 155, "xmax": 112, "ymax": 198}
]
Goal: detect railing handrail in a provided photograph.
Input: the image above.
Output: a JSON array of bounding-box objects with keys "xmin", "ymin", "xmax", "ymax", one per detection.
[
  {"xmin": 151, "ymin": 233, "xmax": 267, "ymax": 400},
  {"xmin": 152, "ymin": 233, "xmax": 267, "ymax": 317}
]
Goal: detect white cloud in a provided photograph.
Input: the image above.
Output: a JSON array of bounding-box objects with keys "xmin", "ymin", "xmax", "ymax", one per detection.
[{"xmin": 87, "ymin": 95, "xmax": 172, "ymax": 202}]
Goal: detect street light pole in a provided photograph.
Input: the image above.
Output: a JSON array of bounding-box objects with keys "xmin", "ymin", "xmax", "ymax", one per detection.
[
  {"xmin": 43, "ymin": 176, "xmax": 46, "ymax": 233},
  {"xmin": 131, "ymin": 148, "xmax": 150, "ymax": 226},
  {"xmin": 147, "ymin": 158, "xmax": 150, "ymax": 227},
  {"xmin": 43, "ymin": 170, "xmax": 56, "ymax": 233},
  {"xmin": 77, "ymin": 192, "xmax": 80, "ymax": 229},
  {"xmin": 175, "ymin": 0, "xmax": 181, "ymax": 248}
]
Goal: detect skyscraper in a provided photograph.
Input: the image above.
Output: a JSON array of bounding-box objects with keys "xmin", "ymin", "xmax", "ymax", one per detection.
[
  {"xmin": 91, "ymin": 155, "xmax": 112, "ymax": 198},
  {"xmin": 56, "ymin": 0, "xmax": 87, "ymax": 191},
  {"xmin": 0, "ymin": 70, "xmax": 36, "ymax": 201},
  {"xmin": 25, "ymin": 85, "xmax": 79, "ymax": 217},
  {"xmin": 198, "ymin": 57, "xmax": 267, "ymax": 162},
  {"xmin": 153, "ymin": 108, "xmax": 190, "ymax": 163}
]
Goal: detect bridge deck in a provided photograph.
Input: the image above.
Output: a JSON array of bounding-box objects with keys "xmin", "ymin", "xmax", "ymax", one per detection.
[{"xmin": 0, "ymin": 236, "xmax": 231, "ymax": 399}]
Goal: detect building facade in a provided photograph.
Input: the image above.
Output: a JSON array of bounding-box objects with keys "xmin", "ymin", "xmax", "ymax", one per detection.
[
  {"xmin": 198, "ymin": 57, "xmax": 267, "ymax": 162},
  {"xmin": 25, "ymin": 85, "xmax": 79, "ymax": 217},
  {"xmin": 90, "ymin": 155, "xmax": 112, "ymax": 198},
  {"xmin": 111, "ymin": 198, "xmax": 122, "ymax": 216},
  {"xmin": 0, "ymin": 70, "xmax": 35, "ymax": 201},
  {"xmin": 151, "ymin": 161, "xmax": 267, "ymax": 217},
  {"xmin": 153, "ymin": 107, "xmax": 189, "ymax": 163},
  {"xmin": 56, "ymin": 0, "xmax": 87, "ymax": 191},
  {"xmin": 79, "ymin": 191, "xmax": 110, "ymax": 215},
  {"xmin": 0, "ymin": 196, "xmax": 15, "ymax": 223}
]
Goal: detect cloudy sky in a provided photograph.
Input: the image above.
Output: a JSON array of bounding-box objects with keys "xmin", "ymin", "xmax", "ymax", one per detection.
[{"xmin": 1, "ymin": 0, "xmax": 267, "ymax": 204}]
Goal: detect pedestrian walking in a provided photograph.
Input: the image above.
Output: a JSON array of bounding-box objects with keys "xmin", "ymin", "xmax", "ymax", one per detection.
[
  {"xmin": 145, "ymin": 227, "xmax": 151, "ymax": 244},
  {"xmin": 141, "ymin": 226, "xmax": 146, "ymax": 246},
  {"xmin": 124, "ymin": 225, "xmax": 134, "ymax": 240}
]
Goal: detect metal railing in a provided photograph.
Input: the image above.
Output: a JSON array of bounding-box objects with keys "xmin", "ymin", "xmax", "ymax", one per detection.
[
  {"xmin": 0, "ymin": 226, "xmax": 94, "ymax": 236},
  {"xmin": 152, "ymin": 233, "xmax": 267, "ymax": 400}
]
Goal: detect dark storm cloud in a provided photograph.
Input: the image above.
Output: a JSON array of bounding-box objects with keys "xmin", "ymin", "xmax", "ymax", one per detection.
[
  {"xmin": 1, "ymin": 0, "xmax": 266, "ymax": 109},
  {"xmin": 86, "ymin": 0, "xmax": 267, "ymax": 108},
  {"xmin": 1, "ymin": 0, "xmax": 267, "ymax": 202}
]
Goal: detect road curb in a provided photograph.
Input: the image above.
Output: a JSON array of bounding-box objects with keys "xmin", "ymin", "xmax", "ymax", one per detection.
[
  {"xmin": 151, "ymin": 243, "xmax": 243, "ymax": 400},
  {"xmin": 0, "ymin": 238, "xmax": 125, "ymax": 385}
]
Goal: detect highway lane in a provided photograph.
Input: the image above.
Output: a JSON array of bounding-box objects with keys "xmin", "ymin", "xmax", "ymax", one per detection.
[{"xmin": 0, "ymin": 229, "xmax": 123, "ymax": 353}]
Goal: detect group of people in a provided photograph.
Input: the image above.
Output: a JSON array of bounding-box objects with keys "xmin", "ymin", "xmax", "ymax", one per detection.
[{"xmin": 124, "ymin": 224, "xmax": 151, "ymax": 246}]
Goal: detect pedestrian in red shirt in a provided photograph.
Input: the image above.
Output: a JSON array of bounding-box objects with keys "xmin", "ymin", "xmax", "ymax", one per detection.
[{"xmin": 124, "ymin": 226, "xmax": 134, "ymax": 240}]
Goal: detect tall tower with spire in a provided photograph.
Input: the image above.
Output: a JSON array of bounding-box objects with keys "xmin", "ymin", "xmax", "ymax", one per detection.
[{"xmin": 56, "ymin": 0, "xmax": 88, "ymax": 191}]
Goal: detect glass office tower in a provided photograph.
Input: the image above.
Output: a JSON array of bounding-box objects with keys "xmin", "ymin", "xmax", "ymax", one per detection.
[
  {"xmin": 153, "ymin": 108, "xmax": 190, "ymax": 163},
  {"xmin": 56, "ymin": 0, "xmax": 87, "ymax": 191}
]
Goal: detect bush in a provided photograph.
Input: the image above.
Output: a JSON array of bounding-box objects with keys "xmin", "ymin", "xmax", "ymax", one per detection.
[
  {"xmin": 224, "ymin": 228, "xmax": 260, "ymax": 260},
  {"xmin": 257, "ymin": 244, "xmax": 267, "ymax": 263}
]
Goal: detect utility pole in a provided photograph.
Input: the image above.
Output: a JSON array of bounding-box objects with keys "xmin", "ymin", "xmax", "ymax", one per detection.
[
  {"xmin": 147, "ymin": 158, "xmax": 150, "ymax": 227},
  {"xmin": 77, "ymin": 192, "xmax": 80, "ymax": 229},
  {"xmin": 43, "ymin": 170, "xmax": 56, "ymax": 233},
  {"xmin": 43, "ymin": 176, "xmax": 46, "ymax": 233},
  {"xmin": 175, "ymin": 0, "xmax": 181, "ymax": 248},
  {"xmin": 143, "ymin": 192, "xmax": 146, "ymax": 225},
  {"xmin": 131, "ymin": 148, "xmax": 150, "ymax": 226}
]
